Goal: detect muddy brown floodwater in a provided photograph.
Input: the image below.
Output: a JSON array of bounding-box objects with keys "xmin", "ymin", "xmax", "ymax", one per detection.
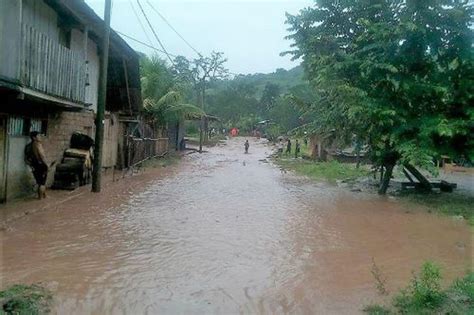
[{"xmin": 1, "ymin": 138, "xmax": 472, "ymax": 314}]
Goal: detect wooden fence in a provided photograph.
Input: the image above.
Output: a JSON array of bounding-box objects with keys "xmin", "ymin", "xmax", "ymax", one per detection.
[
  {"xmin": 20, "ymin": 23, "xmax": 86, "ymax": 103},
  {"xmin": 125, "ymin": 137, "xmax": 169, "ymax": 168}
]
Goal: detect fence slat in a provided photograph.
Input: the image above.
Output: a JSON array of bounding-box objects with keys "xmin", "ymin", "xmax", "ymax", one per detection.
[{"xmin": 18, "ymin": 23, "xmax": 86, "ymax": 103}]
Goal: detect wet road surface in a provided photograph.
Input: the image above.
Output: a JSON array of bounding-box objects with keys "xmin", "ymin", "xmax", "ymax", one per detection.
[{"xmin": 1, "ymin": 138, "xmax": 472, "ymax": 314}]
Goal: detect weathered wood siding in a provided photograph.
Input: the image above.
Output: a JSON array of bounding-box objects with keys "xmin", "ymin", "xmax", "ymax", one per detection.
[
  {"xmin": 22, "ymin": 0, "xmax": 60, "ymax": 41},
  {"xmin": 0, "ymin": 0, "xmax": 93, "ymax": 105},
  {"xmin": 70, "ymin": 29, "xmax": 100, "ymax": 109},
  {"xmin": 0, "ymin": 0, "xmax": 21, "ymax": 80},
  {"xmin": 103, "ymin": 113, "xmax": 119, "ymax": 168},
  {"xmin": 20, "ymin": 23, "xmax": 86, "ymax": 103}
]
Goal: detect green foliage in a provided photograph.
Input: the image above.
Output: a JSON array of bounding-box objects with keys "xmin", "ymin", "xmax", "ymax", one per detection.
[
  {"xmin": 365, "ymin": 264, "xmax": 474, "ymax": 315},
  {"xmin": 394, "ymin": 262, "xmax": 445, "ymax": 312},
  {"xmin": 401, "ymin": 192, "xmax": 474, "ymax": 225},
  {"xmin": 204, "ymin": 67, "xmax": 306, "ymax": 134},
  {"xmin": 140, "ymin": 55, "xmax": 203, "ymax": 126},
  {"xmin": 141, "ymin": 154, "xmax": 180, "ymax": 168},
  {"xmin": 140, "ymin": 55, "xmax": 174, "ymax": 103},
  {"xmin": 285, "ymin": 1, "xmax": 474, "ymax": 175},
  {"xmin": 276, "ymin": 159, "xmax": 369, "ymax": 183},
  {"xmin": 0, "ymin": 284, "xmax": 52, "ymax": 315},
  {"xmin": 363, "ymin": 305, "xmax": 392, "ymax": 315}
]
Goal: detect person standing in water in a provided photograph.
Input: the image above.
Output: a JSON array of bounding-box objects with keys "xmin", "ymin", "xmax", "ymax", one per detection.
[
  {"xmin": 295, "ymin": 139, "xmax": 301, "ymax": 158},
  {"xmin": 244, "ymin": 140, "xmax": 250, "ymax": 153},
  {"xmin": 25, "ymin": 131, "xmax": 49, "ymax": 199}
]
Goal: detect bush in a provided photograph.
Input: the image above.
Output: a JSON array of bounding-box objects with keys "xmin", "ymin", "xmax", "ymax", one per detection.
[
  {"xmin": 393, "ymin": 262, "xmax": 445, "ymax": 313},
  {"xmin": 0, "ymin": 284, "xmax": 52, "ymax": 315},
  {"xmin": 364, "ymin": 262, "xmax": 474, "ymax": 315}
]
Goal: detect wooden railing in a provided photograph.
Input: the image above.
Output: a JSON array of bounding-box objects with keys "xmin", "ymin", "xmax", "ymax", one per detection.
[
  {"xmin": 20, "ymin": 24, "xmax": 86, "ymax": 103},
  {"xmin": 125, "ymin": 137, "xmax": 169, "ymax": 168}
]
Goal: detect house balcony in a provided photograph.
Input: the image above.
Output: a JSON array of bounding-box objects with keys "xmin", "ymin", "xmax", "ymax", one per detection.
[{"xmin": 18, "ymin": 23, "xmax": 87, "ymax": 106}]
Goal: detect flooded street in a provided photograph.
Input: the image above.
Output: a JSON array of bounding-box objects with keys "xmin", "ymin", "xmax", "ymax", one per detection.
[{"xmin": 1, "ymin": 138, "xmax": 471, "ymax": 314}]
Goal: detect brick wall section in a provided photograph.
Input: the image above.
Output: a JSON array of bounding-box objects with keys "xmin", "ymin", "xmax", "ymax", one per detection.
[{"xmin": 42, "ymin": 111, "xmax": 95, "ymax": 185}]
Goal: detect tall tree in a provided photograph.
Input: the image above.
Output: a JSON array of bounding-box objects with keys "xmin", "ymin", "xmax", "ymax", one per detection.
[
  {"xmin": 285, "ymin": 0, "xmax": 474, "ymax": 194},
  {"xmin": 173, "ymin": 52, "xmax": 228, "ymax": 151},
  {"xmin": 260, "ymin": 82, "xmax": 281, "ymax": 112}
]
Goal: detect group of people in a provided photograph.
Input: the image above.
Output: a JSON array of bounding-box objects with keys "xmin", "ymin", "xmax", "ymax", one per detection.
[
  {"xmin": 277, "ymin": 138, "xmax": 301, "ymax": 158},
  {"xmin": 243, "ymin": 137, "xmax": 301, "ymax": 157}
]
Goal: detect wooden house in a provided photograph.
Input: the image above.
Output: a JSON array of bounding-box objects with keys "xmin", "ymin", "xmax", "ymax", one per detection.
[{"xmin": 0, "ymin": 0, "xmax": 142, "ymax": 202}]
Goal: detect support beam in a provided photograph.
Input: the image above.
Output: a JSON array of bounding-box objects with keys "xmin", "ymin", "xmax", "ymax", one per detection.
[{"xmin": 92, "ymin": 0, "xmax": 112, "ymax": 193}]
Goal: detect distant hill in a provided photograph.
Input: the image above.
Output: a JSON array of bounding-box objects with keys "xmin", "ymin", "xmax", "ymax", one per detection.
[
  {"xmin": 207, "ymin": 65, "xmax": 306, "ymax": 98},
  {"xmin": 233, "ymin": 65, "xmax": 305, "ymax": 95}
]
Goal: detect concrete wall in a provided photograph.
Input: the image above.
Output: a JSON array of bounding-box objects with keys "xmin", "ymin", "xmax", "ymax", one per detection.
[
  {"xmin": 43, "ymin": 111, "xmax": 95, "ymax": 170},
  {"xmin": 6, "ymin": 136, "xmax": 33, "ymax": 200},
  {"xmin": 2, "ymin": 111, "xmax": 95, "ymax": 200}
]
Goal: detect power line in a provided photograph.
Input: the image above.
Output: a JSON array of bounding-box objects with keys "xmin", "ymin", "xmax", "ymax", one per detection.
[
  {"xmin": 114, "ymin": 31, "xmax": 241, "ymax": 76},
  {"xmin": 135, "ymin": 0, "xmax": 175, "ymax": 65},
  {"xmin": 146, "ymin": 0, "xmax": 202, "ymax": 57},
  {"xmin": 115, "ymin": 30, "xmax": 179, "ymax": 57},
  {"xmin": 129, "ymin": 0, "xmax": 154, "ymax": 47}
]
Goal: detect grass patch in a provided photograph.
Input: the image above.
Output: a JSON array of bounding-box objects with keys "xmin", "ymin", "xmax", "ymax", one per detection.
[
  {"xmin": 205, "ymin": 134, "xmax": 227, "ymax": 146},
  {"xmin": 363, "ymin": 305, "xmax": 392, "ymax": 315},
  {"xmin": 364, "ymin": 262, "xmax": 474, "ymax": 315},
  {"xmin": 0, "ymin": 284, "xmax": 52, "ymax": 315},
  {"xmin": 276, "ymin": 159, "xmax": 369, "ymax": 183},
  {"xmin": 400, "ymin": 193, "xmax": 474, "ymax": 225},
  {"xmin": 141, "ymin": 154, "xmax": 180, "ymax": 168}
]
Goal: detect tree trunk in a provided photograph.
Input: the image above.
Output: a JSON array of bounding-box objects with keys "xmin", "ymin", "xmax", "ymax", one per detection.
[
  {"xmin": 378, "ymin": 163, "xmax": 394, "ymax": 195},
  {"xmin": 404, "ymin": 163, "xmax": 432, "ymax": 192},
  {"xmin": 379, "ymin": 166, "xmax": 385, "ymax": 185},
  {"xmin": 175, "ymin": 121, "xmax": 180, "ymax": 151},
  {"xmin": 355, "ymin": 139, "xmax": 362, "ymax": 169}
]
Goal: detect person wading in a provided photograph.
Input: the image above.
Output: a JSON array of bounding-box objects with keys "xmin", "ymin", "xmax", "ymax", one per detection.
[
  {"xmin": 25, "ymin": 131, "xmax": 49, "ymax": 199},
  {"xmin": 244, "ymin": 139, "xmax": 250, "ymax": 154}
]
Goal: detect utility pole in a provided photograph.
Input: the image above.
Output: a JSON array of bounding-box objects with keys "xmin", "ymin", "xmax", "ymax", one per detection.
[
  {"xmin": 92, "ymin": 0, "xmax": 112, "ymax": 192},
  {"xmin": 199, "ymin": 82, "xmax": 204, "ymax": 153}
]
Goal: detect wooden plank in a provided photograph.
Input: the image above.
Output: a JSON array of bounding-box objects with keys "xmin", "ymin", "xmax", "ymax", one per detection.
[
  {"xmin": 46, "ymin": 36, "xmax": 52, "ymax": 94},
  {"xmin": 35, "ymin": 28, "xmax": 40, "ymax": 90},
  {"xmin": 42, "ymin": 33, "xmax": 47, "ymax": 92},
  {"xmin": 58, "ymin": 46, "xmax": 62, "ymax": 97},
  {"xmin": 54, "ymin": 44, "xmax": 59, "ymax": 96},
  {"xmin": 68, "ymin": 49, "xmax": 72, "ymax": 99},
  {"xmin": 28, "ymin": 25, "xmax": 33, "ymax": 87},
  {"xmin": 40, "ymin": 31, "xmax": 44, "ymax": 90}
]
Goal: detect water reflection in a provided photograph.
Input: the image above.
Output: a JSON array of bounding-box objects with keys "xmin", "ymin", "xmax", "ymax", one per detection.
[{"xmin": 1, "ymin": 138, "xmax": 471, "ymax": 314}]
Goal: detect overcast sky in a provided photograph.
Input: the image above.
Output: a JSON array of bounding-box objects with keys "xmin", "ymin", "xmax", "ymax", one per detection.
[{"xmin": 84, "ymin": 0, "xmax": 313, "ymax": 75}]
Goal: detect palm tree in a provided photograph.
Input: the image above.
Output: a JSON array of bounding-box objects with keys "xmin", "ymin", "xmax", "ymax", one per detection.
[{"xmin": 143, "ymin": 90, "xmax": 204, "ymax": 126}]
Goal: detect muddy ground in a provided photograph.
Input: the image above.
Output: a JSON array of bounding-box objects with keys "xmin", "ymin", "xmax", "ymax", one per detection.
[{"xmin": 0, "ymin": 138, "xmax": 471, "ymax": 314}]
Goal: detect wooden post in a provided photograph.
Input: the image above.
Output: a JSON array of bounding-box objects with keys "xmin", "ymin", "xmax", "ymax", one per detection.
[
  {"xmin": 92, "ymin": 0, "xmax": 112, "ymax": 193},
  {"xmin": 122, "ymin": 57, "xmax": 133, "ymax": 115},
  {"xmin": 199, "ymin": 83, "xmax": 204, "ymax": 153}
]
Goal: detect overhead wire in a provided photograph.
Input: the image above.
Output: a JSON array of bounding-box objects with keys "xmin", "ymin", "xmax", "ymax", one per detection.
[
  {"xmin": 129, "ymin": 0, "xmax": 154, "ymax": 47},
  {"xmin": 115, "ymin": 30, "xmax": 179, "ymax": 57},
  {"xmin": 115, "ymin": 30, "xmax": 240, "ymax": 76},
  {"xmin": 145, "ymin": 0, "xmax": 202, "ymax": 57},
  {"xmin": 135, "ymin": 0, "xmax": 175, "ymax": 65}
]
